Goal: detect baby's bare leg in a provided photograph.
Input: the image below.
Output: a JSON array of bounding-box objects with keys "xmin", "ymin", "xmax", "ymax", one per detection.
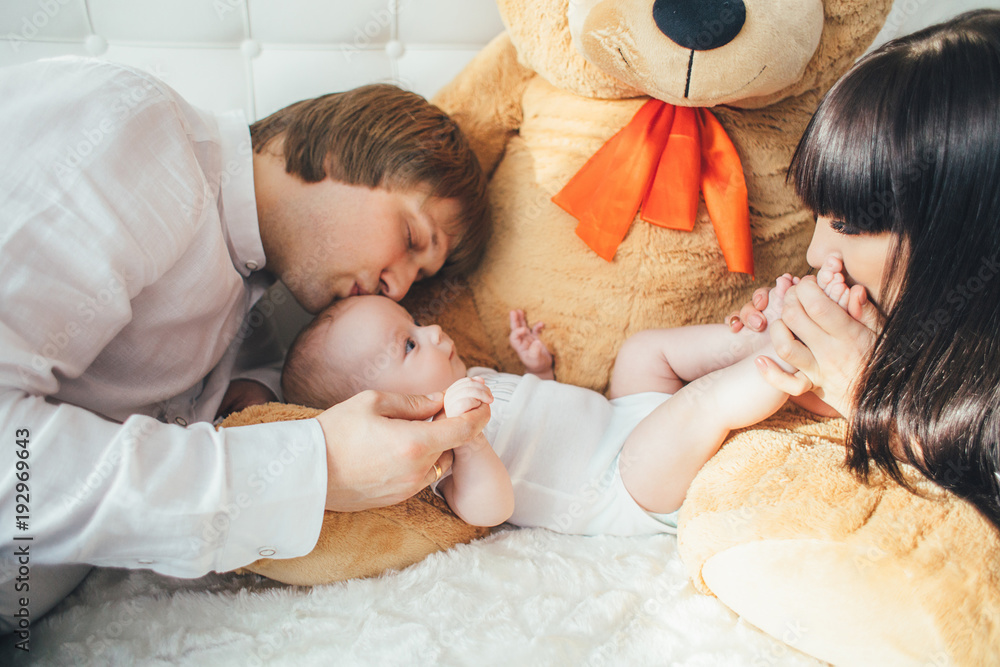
[
  {"xmin": 609, "ymin": 275, "xmax": 793, "ymax": 398},
  {"xmin": 620, "ymin": 346, "xmax": 791, "ymax": 514}
]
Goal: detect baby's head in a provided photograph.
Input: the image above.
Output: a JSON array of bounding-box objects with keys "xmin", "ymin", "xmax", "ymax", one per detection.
[{"xmin": 282, "ymin": 295, "xmax": 467, "ymax": 409}]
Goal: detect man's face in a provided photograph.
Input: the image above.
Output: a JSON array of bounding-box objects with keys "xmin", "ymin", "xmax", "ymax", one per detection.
[
  {"xmin": 329, "ymin": 295, "xmax": 467, "ymax": 395},
  {"xmin": 264, "ymin": 172, "xmax": 460, "ymax": 314}
]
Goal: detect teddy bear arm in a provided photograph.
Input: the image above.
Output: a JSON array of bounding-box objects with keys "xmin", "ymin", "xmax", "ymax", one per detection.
[
  {"xmin": 432, "ymin": 31, "xmax": 534, "ymax": 177},
  {"xmin": 680, "ymin": 408, "xmax": 1000, "ymax": 666},
  {"xmin": 219, "ymin": 403, "xmax": 489, "ymax": 585}
]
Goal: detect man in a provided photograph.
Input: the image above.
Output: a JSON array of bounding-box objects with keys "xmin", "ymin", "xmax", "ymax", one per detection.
[{"xmin": 0, "ymin": 57, "xmax": 490, "ymax": 633}]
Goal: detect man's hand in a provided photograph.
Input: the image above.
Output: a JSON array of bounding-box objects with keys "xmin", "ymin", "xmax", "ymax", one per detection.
[
  {"xmin": 508, "ymin": 309, "xmax": 554, "ymax": 379},
  {"xmin": 215, "ymin": 379, "xmax": 277, "ymax": 420},
  {"xmin": 316, "ymin": 390, "xmax": 490, "ymax": 512}
]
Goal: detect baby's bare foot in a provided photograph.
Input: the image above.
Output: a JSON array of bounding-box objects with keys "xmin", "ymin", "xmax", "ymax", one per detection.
[
  {"xmin": 761, "ymin": 273, "xmax": 794, "ymax": 325},
  {"xmin": 817, "ymin": 256, "xmax": 850, "ymax": 310},
  {"xmin": 816, "ymin": 255, "xmax": 843, "ymax": 290}
]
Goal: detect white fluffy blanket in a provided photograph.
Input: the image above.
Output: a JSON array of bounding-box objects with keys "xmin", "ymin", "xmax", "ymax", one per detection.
[{"xmin": 3, "ymin": 528, "xmax": 823, "ymax": 666}]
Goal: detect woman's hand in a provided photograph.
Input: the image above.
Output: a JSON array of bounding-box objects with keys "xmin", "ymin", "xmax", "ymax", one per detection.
[
  {"xmin": 727, "ymin": 286, "xmax": 773, "ymax": 333},
  {"xmin": 754, "ymin": 276, "xmax": 880, "ymax": 416}
]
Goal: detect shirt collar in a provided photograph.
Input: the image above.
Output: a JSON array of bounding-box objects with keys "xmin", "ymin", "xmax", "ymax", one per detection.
[{"xmin": 216, "ymin": 109, "xmax": 265, "ymax": 278}]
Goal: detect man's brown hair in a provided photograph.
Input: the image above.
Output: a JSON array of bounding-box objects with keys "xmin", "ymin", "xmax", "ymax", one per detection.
[{"xmin": 250, "ymin": 84, "xmax": 489, "ymax": 277}]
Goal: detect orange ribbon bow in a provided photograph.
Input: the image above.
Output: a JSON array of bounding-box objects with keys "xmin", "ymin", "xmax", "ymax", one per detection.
[{"xmin": 551, "ymin": 99, "xmax": 753, "ymax": 275}]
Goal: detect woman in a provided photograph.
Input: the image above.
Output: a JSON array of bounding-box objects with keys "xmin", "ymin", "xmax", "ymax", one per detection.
[{"xmin": 732, "ymin": 9, "xmax": 1000, "ymax": 530}]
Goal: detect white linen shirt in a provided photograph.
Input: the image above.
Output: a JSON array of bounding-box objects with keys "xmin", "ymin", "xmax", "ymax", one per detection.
[{"xmin": 0, "ymin": 57, "xmax": 326, "ymax": 577}]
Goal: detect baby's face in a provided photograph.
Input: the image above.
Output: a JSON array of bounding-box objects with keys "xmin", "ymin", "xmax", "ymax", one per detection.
[{"xmin": 330, "ymin": 295, "xmax": 467, "ymax": 395}]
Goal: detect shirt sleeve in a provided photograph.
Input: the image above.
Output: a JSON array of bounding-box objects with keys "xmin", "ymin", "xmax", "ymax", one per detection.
[
  {"xmin": 0, "ymin": 389, "xmax": 326, "ymax": 576},
  {"xmin": 0, "ymin": 58, "xmax": 326, "ymax": 576}
]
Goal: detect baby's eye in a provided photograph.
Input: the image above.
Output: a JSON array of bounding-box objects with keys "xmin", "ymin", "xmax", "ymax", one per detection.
[
  {"xmin": 404, "ymin": 338, "xmax": 416, "ymax": 354},
  {"xmin": 407, "ymin": 225, "xmax": 415, "ymax": 250}
]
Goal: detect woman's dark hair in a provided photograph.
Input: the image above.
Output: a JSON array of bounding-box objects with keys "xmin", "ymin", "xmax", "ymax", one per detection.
[{"xmin": 789, "ymin": 10, "xmax": 1000, "ymax": 530}]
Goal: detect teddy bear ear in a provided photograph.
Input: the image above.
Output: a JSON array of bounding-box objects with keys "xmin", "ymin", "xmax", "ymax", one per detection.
[{"xmin": 496, "ymin": 0, "xmax": 642, "ymax": 99}]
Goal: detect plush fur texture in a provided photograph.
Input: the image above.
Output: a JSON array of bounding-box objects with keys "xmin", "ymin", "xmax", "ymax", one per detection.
[
  {"xmin": 4, "ymin": 529, "xmax": 827, "ymax": 666},
  {"xmin": 414, "ymin": 0, "xmax": 893, "ymax": 393},
  {"xmin": 398, "ymin": 1, "xmax": 1000, "ymax": 664},
  {"xmin": 679, "ymin": 406, "xmax": 1000, "ymax": 665},
  {"xmin": 213, "ymin": 3, "xmax": 999, "ymax": 664},
  {"xmin": 218, "ymin": 403, "xmax": 489, "ymax": 585}
]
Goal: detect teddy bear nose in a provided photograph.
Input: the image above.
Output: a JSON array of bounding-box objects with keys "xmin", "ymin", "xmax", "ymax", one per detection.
[{"xmin": 652, "ymin": 0, "xmax": 747, "ymax": 51}]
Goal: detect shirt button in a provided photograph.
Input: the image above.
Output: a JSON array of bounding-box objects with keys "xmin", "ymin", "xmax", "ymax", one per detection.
[
  {"xmin": 258, "ymin": 547, "xmax": 277, "ymax": 557},
  {"xmin": 245, "ymin": 261, "xmax": 259, "ymax": 271},
  {"xmin": 174, "ymin": 417, "xmax": 188, "ymax": 426}
]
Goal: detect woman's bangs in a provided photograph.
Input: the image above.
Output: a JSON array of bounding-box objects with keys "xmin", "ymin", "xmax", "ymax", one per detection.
[{"xmin": 790, "ymin": 65, "xmax": 900, "ymax": 234}]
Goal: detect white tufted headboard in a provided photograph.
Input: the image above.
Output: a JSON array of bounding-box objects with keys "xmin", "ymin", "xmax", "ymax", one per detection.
[
  {"xmin": 2, "ymin": 0, "xmax": 995, "ymax": 343},
  {"xmin": 2, "ymin": 0, "xmax": 996, "ymax": 121},
  {"xmin": 0, "ymin": 0, "xmax": 505, "ymax": 120}
]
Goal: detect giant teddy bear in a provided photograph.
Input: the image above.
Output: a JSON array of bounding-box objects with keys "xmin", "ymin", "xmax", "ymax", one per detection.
[{"xmin": 226, "ymin": 1, "xmax": 1000, "ymax": 664}]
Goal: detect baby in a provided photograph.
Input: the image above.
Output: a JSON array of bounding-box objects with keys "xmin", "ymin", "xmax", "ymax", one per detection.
[{"xmin": 282, "ymin": 266, "xmax": 850, "ymax": 532}]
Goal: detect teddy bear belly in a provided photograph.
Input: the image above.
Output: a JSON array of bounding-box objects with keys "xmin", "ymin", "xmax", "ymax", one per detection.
[{"xmin": 471, "ymin": 82, "xmax": 813, "ymax": 393}]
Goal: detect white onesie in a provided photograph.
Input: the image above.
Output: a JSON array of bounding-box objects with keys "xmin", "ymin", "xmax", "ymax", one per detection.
[{"xmin": 451, "ymin": 368, "xmax": 677, "ymax": 536}]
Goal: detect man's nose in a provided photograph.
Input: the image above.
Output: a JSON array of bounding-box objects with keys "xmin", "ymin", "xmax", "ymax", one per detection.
[{"xmin": 382, "ymin": 262, "xmax": 420, "ymax": 301}]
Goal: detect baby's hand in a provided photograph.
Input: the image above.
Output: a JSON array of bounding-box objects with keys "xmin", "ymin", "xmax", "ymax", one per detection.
[
  {"xmin": 816, "ymin": 255, "xmax": 869, "ymax": 319},
  {"xmin": 508, "ymin": 309, "xmax": 554, "ymax": 376},
  {"xmin": 443, "ymin": 376, "xmax": 494, "ymax": 418}
]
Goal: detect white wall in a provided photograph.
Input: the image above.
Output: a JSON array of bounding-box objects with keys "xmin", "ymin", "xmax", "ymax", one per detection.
[
  {"xmin": 867, "ymin": 0, "xmax": 1000, "ymax": 54},
  {"xmin": 0, "ymin": 0, "xmax": 505, "ymax": 120}
]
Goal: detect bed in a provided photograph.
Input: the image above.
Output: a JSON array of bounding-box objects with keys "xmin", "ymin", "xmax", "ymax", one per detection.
[{"xmin": 0, "ymin": 0, "xmax": 985, "ymax": 664}]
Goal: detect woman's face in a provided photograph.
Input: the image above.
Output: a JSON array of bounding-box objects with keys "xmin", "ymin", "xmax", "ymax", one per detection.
[{"xmin": 806, "ymin": 215, "xmax": 898, "ymax": 307}]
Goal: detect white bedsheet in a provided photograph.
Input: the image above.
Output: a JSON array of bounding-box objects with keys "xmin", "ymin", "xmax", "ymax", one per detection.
[{"xmin": 1, "ymin": 527, "xmax": 823, "ymax": 666}]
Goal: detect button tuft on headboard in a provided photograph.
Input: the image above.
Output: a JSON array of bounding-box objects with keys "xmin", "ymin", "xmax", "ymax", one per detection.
[{"xmin": 85, "ymin": 34, "xmax": 108, "ymax": 56}]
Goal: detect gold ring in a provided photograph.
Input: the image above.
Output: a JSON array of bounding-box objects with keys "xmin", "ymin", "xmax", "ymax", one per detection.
[{"xmin": 432, "ymin": 463, "xmax": 443, "ymax": 482}]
